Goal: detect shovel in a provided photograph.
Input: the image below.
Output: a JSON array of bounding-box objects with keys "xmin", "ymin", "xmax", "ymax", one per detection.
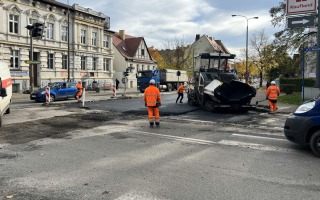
[{"xmin": 255, "ymin": 99, "xmax": 268, "ymax": 106}]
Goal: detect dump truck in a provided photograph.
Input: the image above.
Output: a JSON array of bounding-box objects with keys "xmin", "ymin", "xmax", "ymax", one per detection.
[
  {"xmin": 187, "ymin": 52, "xmax": 256, "ymax": 111},
  {"xmin": 136, "ymin": 69, "xmax": 188, "ymax": 93}
]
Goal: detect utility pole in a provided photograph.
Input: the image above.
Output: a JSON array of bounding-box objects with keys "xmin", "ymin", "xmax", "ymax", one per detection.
[{"xmin": 316, "ymin": 0, "xmax": 320, "ymax": 87}]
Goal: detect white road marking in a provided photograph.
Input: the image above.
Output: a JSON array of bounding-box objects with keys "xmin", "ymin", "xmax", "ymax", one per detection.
[
  {"xmin": 130, "ymin": 130, "xmax": 217, "ymax": 145},
  {"xmin": 232, "ymin": 133, "xmax": 287, "ymax": 141},
  {"xmin": 218, "ymin": 140, "xmax": 292, "ymax": 152},
  {"xmin": 129, "ymin": 130, "xmax": 291, "ymax": 153}
]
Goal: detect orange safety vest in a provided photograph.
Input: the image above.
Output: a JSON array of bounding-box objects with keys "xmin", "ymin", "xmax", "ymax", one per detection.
[
  {"xmin": 177, "ymin": 85, "xmax": 185, "ymax": 94},
  {"xmin": 266, "ymin": 85, "xmax": 280, "ymax": 100},
  {"xmin": 76, "ymin": 83, "xmax": 83, "ymax": 91},
  {"xmin": 144, "ymin": 85, "xmax": 161, "ymax": 107}
]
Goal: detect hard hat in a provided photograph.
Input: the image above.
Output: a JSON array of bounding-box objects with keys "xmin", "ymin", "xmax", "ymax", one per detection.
[
  {"xmin": 271, "ymin": 81, "xmax": 276, "ymax": 85},
  {"xmin": 184, "ymin": 82, "xmax": 187, "ymax": 84},
  {"xmin": 149, "ymin": 79, "xmax": 155, "ymax": 84},
  {"xmin": 78, "ymin": 80, "xmax": 82, "ymax": 83}
]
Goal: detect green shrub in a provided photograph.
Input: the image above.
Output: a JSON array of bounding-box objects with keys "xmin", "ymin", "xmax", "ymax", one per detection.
[
  {"xmin": 280, "ymin": 77, "xmax": 315, "ymax": 92},
  {"xmin": 281, "ymin": 84, "xmax": 295, "ymax": 94}
]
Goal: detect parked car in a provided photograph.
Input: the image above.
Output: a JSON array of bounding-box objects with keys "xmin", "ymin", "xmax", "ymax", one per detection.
[
  {"xmin": 284, "ymin": 98, "xmax": 320, "ymax": 157},
  {"xmin": 30, "ymin": 82, "xmax": 77, "ymax": 102}
]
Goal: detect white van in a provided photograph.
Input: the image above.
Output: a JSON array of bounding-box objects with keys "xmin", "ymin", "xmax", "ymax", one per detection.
[{"xmin": 0, "ymin": 62, "xmax": 12, "ymax": 127}]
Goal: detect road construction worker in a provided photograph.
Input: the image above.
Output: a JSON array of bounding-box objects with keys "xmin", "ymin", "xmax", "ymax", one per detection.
[
  {"xmin": 144, "ymin": 79, "xmax": 161, "ymax": 127},
  {"xmin": 266, "ymin": 81, "xmax": 280, "ymax": 112},
  {"xmin": 176, "ymin": 83, "xmax": 187, "ymax": 103},
  {"xmin": 76, "ymin": 80, "xmax": 83, "ymax": 102}
]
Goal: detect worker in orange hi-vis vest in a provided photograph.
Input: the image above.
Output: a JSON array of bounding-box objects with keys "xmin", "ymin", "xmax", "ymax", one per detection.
[
  {"xmin": 266, "ymin": 81, "xmax": 280, "ymax": 113},
  {"xmin": 76, "ymin": 80, "xmax": 83, "ymax": 102},
  {"xmin": 144, "ymin": 79, "xmax": 161, "ymax": 127}
]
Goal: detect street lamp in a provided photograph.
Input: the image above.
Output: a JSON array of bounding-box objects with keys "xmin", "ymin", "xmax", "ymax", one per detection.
[{"xmin": 231, "ymin": 15, "xmax": 258, "ymax": 83}]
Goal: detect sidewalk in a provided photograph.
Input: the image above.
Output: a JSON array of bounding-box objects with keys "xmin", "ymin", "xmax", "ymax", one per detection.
[
  {"xmin": 252, "ymin": 89, "xmax": 299, "ymax": 114},
  {"xmin": 12, "ymin": 87, "xmax": 142, "ymax": 102}
]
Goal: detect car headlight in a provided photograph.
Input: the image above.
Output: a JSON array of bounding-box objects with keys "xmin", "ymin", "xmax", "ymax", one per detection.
[
  {"xmin": 295, "ymin": 101, "xmax": 316, "ymax": 114},
  {"xmin": 40, "ymin": 91, "xmax": 46, "ymax": 94}
]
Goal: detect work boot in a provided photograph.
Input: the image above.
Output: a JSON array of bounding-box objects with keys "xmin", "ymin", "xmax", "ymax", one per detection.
[
  {"xmin": 155, "ymin": 122, "xmax": 160, "ymax": 127},
  {"xmin": 149, "ymin": 122, "xmax": 154, "ymax": 127}
]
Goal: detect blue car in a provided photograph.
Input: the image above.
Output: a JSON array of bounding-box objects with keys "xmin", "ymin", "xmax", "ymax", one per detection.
[
  {"xmin": 30, "ymin": 82, "xmax": 77, "ymax": 102},
  {"xmin": 284, "ymin": 98, "xmax": 320, "ymax": 157}
]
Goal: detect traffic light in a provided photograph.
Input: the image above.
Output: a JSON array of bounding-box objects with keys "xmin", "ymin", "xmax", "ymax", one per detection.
[
  {"xmin": 177, "ymin": 70, "xmax": 181, "ymax": 76},
  {"xmin": 32, "ymin": 22, "xmax": 44, "ymax": 38},
  {"xmin": 123, "ymin": 68, "xmax": 130, "ymax": 77}
]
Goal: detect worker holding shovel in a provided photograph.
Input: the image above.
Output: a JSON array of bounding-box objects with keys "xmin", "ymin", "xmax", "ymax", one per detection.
[{"xmin": 266, "ymin": 81, "xmax": 280, "ymax": 113}]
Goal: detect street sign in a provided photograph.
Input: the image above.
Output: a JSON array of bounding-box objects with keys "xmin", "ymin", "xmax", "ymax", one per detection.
[
  {"xmin": 287, "ymin": 15, "xmax": 314, "ymax": 28},
  {"xmin": 25, "ymin": 60, "xmax": 41, "ymax": 64},
  {"xmin": 286, "ymin": 0, "xmax": 316, "ymax": 15},
  {"xmin": 304, "ymin": 47, "xmax": 320, "ymax": 51}
]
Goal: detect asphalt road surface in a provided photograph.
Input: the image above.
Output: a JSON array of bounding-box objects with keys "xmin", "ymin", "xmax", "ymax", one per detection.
[{"xmin": 1, "ymin": 94, "xmax": 320, "ymax": 200}]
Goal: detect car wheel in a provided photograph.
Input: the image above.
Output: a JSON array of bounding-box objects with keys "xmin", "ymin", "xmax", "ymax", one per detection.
[
  {"xmin": 310, "ymin": 130, "xmax": 320, "ymax": 157},
  {"xmin": 50, "ymin": 94, "xmax": 55, "ymax": 102},
  {"xmin": 5, "ymin": 107, "xmax": 10, "ymax": 114}
]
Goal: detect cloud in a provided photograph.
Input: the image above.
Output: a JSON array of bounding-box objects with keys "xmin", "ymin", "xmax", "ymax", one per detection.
[{"xmin": 69, "ymin": 0, "xmax": 283, "ymax": 58}]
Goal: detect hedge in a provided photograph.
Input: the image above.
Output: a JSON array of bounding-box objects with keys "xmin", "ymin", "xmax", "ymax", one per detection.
[{"xmin": 279, "ymin": 78, "xmax": 315, "ymax": 93}]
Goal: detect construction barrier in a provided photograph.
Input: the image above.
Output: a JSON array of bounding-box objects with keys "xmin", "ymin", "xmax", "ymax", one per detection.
[
  {"xmin": 82, "ymin": 88, "xmax": 86, "ymax": 107},
  {"xmin": 112, "ymin": 81, "xmax": 116, "ymax": 97},
  {"xmin": 46, "ymin": 86, "xmax": 50, "ymax": 105}
]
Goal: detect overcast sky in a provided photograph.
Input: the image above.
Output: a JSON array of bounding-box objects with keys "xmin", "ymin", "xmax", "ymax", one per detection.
[{"xmin": 67, "ymin": 0, "xmax": 285, "ymax": 59}]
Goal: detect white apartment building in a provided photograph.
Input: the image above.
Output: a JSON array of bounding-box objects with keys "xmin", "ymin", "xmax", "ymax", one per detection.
[{"xmin": 0, "ymin": 0, "xmax": 114, "ymax": 92}]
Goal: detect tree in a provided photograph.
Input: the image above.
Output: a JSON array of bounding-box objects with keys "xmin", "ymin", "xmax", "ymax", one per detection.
[
  {"xmin": 269, "ymin": 1, "xmax": 310, "ymax": 52},
  {"xmin": 148, "ymin": 47, "xmax": 165, "ymax": 69},
  {"xmin": 249, "ymin": 29, "xmax": 277, "ymax": 87},
  {"xmin": 159, "ymin": 37, "xmax": 193, "ymax": 71}
]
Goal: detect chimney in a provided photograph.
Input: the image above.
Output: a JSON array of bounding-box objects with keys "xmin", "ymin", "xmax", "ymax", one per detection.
[
  {"xmin": 209, "ymin": 37, "xmax": 213, "ymax": 41},
  {"xmin": 195, "ymin": 34, "xmax": 200, "ymax": 41},
  {"xmin": 119, "ymin": 30, "xmax": 125, "ymax": 40}
]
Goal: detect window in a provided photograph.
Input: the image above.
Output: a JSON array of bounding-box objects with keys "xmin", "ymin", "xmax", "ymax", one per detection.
[
  {"xmin": 103, "ymin": 37, "xmax": 109, "ymax": 48},
  {"xmin": 61, "ymin": 26, "xmax": 68, "ymax": 41},
  {"xmin": 48, "ymin": 53, "xmax": 54, "ymax": 69},
  {"xmin": 92, "ymin": 57, "xmax": 97, "ymax": 70},
  {"xmin": 10, "ymin": 50, "xmax": 19, "ymax": 68},
  {"xmin": 81, "ymin": 30, "xmax": 86, "ymax": 44},
  {"xmin": 81, "ymin": 56, "xmax": 86, "ymax": 70},
  {"xmin": 141, "ymin": 49, "xmax": 145, "ymax": 56},
  {"xmin": 92, "ymin": 32, "xmax": 97, "ymax": 46},
  {"xmin": 47, "ymin": 23, "xmax": 54, "ymax": 39},
  {"xmin": 142, "ymin": 65, "xmax": 144, "ymax": 70},
  {"xmin": 9, "ymin": 15, "xmax": 19, "ymax": 34},
  {"xmin": 103, "ymin": 58, "xmax": 110, "ymax": 71},
  {"xmin": 62, "ymin": 55, "xmax": 68, "ymax": 69}
]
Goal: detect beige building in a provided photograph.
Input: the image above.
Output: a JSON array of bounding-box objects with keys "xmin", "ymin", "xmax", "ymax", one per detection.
[{"xmin": 0, "ymin": 0, "xmax": 114, "ymax": 92}]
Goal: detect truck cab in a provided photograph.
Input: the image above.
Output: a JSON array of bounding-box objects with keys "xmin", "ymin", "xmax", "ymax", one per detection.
[{"xmin": 136, "ymin": 70, "xmax": 160, "ymax": 93}]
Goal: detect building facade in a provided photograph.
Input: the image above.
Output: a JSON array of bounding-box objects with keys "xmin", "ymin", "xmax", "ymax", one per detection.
[
  {"xmin": 113, "ymin": 30, "xmax": 157, "ymax": 89},
  {"xmin": 0, "ymin": 0, "xmax": 114, "ymax": 92}
]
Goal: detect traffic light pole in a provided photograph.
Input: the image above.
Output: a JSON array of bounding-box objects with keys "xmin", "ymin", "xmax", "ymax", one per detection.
[{"xmin": 29, "ymin": 30, "xmax": 34, "ymax": 92}]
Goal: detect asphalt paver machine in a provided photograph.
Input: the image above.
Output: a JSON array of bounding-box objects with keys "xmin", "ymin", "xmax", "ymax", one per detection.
[{"xmin": 187, "ymin": 52, "xmax": 256, "ymax": 111}]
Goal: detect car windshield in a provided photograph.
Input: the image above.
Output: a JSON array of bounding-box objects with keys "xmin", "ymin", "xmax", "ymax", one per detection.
[{"xmin": 46, "ymin": 82, "xmax": 62, "ymax": 89}]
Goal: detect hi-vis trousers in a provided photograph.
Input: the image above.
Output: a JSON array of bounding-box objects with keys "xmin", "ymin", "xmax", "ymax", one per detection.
[{"xmin": 147, "ymin": 106, "xmax": 160, "ymax": 123}]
